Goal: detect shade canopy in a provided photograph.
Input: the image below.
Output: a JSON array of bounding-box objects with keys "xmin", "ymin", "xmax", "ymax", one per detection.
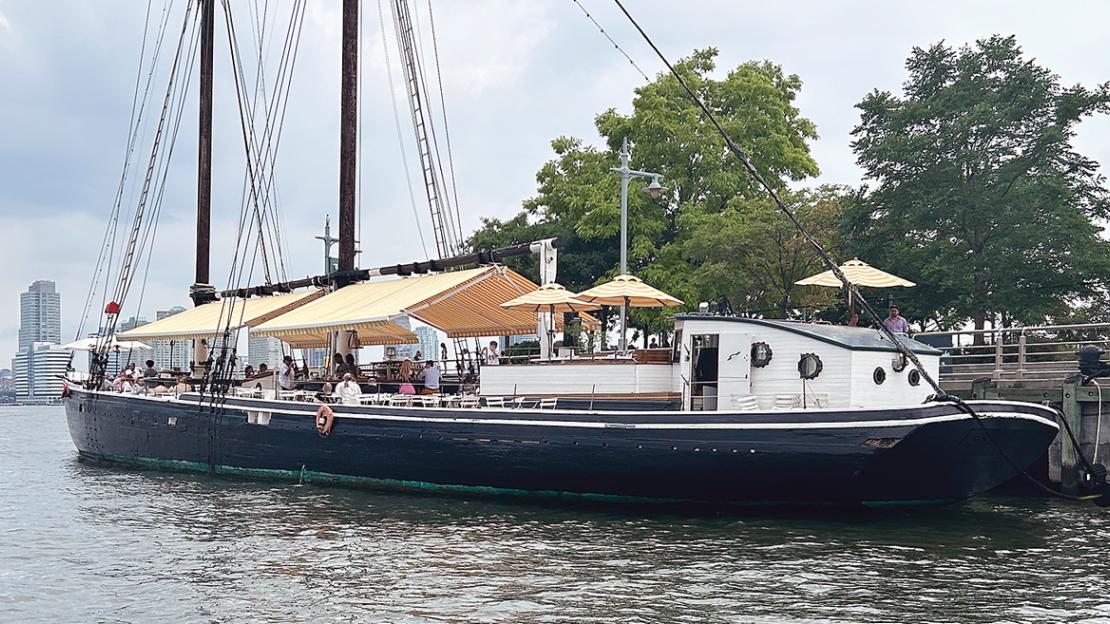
[
  {"xmin": 118, "ymin": 290, "xmax": 323, "ymax": 342},
  {"xmin": 575, "ymin": 274, "xmax": 684, "ymax": 308},
  {"xmin": 794, "ymin": 258, "xmax": 916, "ymax": 288},
  {"xmin": 252, "ymin": 266, "xmax": 597, "ymax": 347},
  {"xmin": 500, "ymin": 283, "xmax": 601, "ymax": 313},
  {"xmin": 62, "ymin": 336, "xmax": 153, "ymax": 352}
]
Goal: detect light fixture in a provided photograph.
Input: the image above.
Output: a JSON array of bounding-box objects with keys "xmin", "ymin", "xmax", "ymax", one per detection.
[{"xmin": 644, "ymin": 175, "xmax": 666, "ymax": 198}]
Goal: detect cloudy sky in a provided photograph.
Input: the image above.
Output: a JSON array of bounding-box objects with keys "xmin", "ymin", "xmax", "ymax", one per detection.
[{"xmin": 3, "ymin": 0, "xmax": 1110, "ymax": 360}]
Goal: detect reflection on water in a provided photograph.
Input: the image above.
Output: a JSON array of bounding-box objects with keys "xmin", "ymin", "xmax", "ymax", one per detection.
[{"xmin": 3, "ymin": 407, "xmax": 1109, "ymax": 623}]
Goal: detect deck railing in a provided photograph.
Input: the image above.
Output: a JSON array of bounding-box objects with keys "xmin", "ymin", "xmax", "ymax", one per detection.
[{"xmin": 914, "ymin": 323, "xmax": 1110, "ymax": 389}]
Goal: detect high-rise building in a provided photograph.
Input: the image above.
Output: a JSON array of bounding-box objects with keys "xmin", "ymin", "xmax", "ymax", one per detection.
[
  {"xmin": 104, "ymin": 316, "xmax": 153, "ymax": 375},
  {"xmin": 415, "ymin": 326, "xmax": 439, "ymax": 362},
  {"xmin": 14, "ymin": 281, "xmax": 64, "ymax": 402},
  {"xmin": 393, "ymin": 316, "xmax": 417, "ymax": 359},
  {"xmin": 153, "ymin": 306, "xmax": 193, "ymax": 372},
  {"xmin": 18, "ymin": 280, "xmax": 61, "ymax": 352},
  {"xmin": 248, "ymin": 331, "xmax": 285, "ymax": 372},
  {"xmin": 12, "ymin": 342, "xmax": 69, "ymax": 403}
]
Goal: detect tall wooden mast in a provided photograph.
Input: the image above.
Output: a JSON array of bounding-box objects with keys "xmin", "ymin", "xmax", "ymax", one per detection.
[
  {"xmin": 338, "ymin": 0, "xmax": 358, "ymax": 274},
  {"xmin": 191, "ymin": 0, "xmax": 216, "ymax": 305}
]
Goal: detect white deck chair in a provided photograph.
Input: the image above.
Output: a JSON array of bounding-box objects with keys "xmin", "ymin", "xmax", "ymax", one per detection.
[
  {"xmin": 538, "ymin": 398, "xmax": 558, "ymax": 410},
  {"xmin": 730, "ymin": 395, "xmax": 761, "ymax": 412},
  {"xmin": 483, "ymin": 396, "xmax": 506, "ymax": 408},
  {"xmin": 459, "ymin": 396, "xmax": 479, "ymax": 409}
]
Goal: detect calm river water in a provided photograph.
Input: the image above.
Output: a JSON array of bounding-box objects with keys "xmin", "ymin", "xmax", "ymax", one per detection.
[{"xmin": 3, "ymin": 406, "xmax": 1110, "ymax": 623}]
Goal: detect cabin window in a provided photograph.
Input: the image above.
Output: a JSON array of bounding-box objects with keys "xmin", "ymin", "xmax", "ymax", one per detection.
[
  {"xmin": 672, "ymin": 329, "xmax": 684, "ymax": 363},
  {"xmin": 873, "ymin": 367, "xmax": 886, "ymax": 385},
  {"xmin": 892, "ymin": 353, "xmax": 907, "ymax": 372},
  {"xmin": 690, "ymin": 334, "xmax": 719, "ymax": 411},
  {"xmin": 908, "ymin": 369, "xmax": 921, "ymax": 386},
  {"xmin": 797, "ymin": 353, "xmax": 822, "ymax": 380},
  {"xmin": 751, "ymin": 342, "xmax": 773, "ymax": 368}
]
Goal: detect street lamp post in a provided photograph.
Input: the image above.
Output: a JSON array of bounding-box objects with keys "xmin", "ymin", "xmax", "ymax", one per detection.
[{"xmin": 610, "ymin": 137, "xmax": 665, "ymax": 351}]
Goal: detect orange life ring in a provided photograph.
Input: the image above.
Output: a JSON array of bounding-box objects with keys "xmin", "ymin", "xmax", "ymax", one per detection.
[{"xmin": 315, "ymin": 403, "xmax": 335, "ymax": 436}]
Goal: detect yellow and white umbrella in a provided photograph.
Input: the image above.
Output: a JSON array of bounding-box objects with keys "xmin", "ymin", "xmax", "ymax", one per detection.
[
  {"xmin": 500, "ymin": 283, "xmax": 601, "ymax": 313},
  {"xmin": 501, "ymin": 284, "xmax": 600, "ymax": 358},
  {"xmin": 795, "ymin": 258, "xmax": 916, "ymax": 288},
  {"xmin": 576, "ymin": 274, "xmax": 683, "ymax": 351},
  {"xmin": 576, "ymin": 274, "xmax": 684, "ymax": 308}
]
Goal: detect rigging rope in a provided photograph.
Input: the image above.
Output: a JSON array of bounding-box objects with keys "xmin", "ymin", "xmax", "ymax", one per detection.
[
  {"xmin": 424, "ymin": 0, "xmax": 465, "ymax": 248},
  {"xmin": 377, "ymin": 0, "xmax": 430, "ymax": 258},
  {"xmin": 570, "ymin": 0, "xmax": 650, "ymax": 82}
]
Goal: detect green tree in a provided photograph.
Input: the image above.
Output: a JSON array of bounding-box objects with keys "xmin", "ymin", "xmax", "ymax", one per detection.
[
  {"xmin": 847, "ymin": 35, "xmax": 1110, "ymax": 334},
  {"xmin": 469, "ymin": 49, "xmax": 825, "ymax": 338}
]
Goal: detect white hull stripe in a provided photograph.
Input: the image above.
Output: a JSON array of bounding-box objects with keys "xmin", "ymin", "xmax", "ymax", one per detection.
[{"xmin": 70, "ymin": 390, "xmax": 1060, "ymax": 431}]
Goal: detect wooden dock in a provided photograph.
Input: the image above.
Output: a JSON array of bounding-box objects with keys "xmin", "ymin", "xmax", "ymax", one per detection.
[{"xmin": 918, "ymin": 323, "xmax": 1110, "ymax": 494}]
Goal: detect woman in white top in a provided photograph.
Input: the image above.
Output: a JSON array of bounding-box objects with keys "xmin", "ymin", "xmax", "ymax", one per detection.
[{"xmin": 335, "ymin": 373, "xmax": 362, "ymax": 406}]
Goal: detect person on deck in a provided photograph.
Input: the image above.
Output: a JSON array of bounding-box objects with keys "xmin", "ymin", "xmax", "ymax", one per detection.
[
  {"xmin": 333, "ymin": 352, "xmax": 347, "ymax": 377},
  {"xmin": 418, "ymin": 361, "xmax": 441, "ymax": 395},
  {"xmin": 883, "ymin": 305, "xmax": 909, "ymax": 335},
  {"xmin": 483, "ymin": 341, "xmax": 501, "ymax": 366},
  {"xmin": 124, "ymin": 362, "xmax": 138, "ymax": 380},
  {"xmin": 278, "ymin": 355, "xmax": 296, "ymax": 391},
  {"xmin": 335, "ymin": 373, "xmax": 361, "ymax": 406},
  {"xmin": 414, "ymin": 350, "xmax": 423, "ymax": 363},
  {"xmin": 143, "ymin": 359, "xmax": 158, "ymax": 378},
  {"xmin": 243, "ymin": 365, "xmax": 255, "ymax": 379},
  {"xmin": 344, "ymin": 353, "xmax": 356, "ymax": 376},
  {"xmin": 257, "ymin": 363, "xmax": 269, "ymax": 376},
  {"xmin": 648, "ymin": 338, "xmax": 658, "ymax": 349},
  {"xmin": 440, "ymin": 342, "xmax": 448, "ymax": 361}
]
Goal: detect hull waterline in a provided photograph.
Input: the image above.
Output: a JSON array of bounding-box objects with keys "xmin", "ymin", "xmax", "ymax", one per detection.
[{"xmin": 64, "ymin": 388, "xmax": 1059, "ymax": 508}]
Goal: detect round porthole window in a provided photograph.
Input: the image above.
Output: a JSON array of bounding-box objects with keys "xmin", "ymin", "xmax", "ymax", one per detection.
[
  {"xmin": 798, "ymin": 353, "xmax": 823, "ymax": 380},
  {"xmin": 873, "ymin": 367, "xmax": 887, "ymax": 385},
  {"xmin": 892, "ymin": 353, "xmax": 907, "ymax": 372},
  {"xmin": 751, "ymin": 342, "xmax": 773, "ymax": 368},
  {"xmin": 908, "ymin": 369, "xmax": 921, "ymax": 386}
]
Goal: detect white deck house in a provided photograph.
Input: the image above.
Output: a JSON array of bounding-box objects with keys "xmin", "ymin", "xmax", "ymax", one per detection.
[{"xmin": 482, "ymin": 316, "xmax": 942, "ymax": 411}]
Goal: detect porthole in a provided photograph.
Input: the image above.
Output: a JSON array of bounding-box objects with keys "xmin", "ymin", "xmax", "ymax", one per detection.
[
  {"xmin": 873, "ymin": 367, "xmax": 887, "ymax": 385},
  {"xmin": 751, "ymin": 342, "xmax": 773, "ymax": 368},
  {"xmin": 892, "ymin": 353, "xmax": 907, "ymax": 372},
  {"xmin": 908, "ymin": 369, "xmax": 921, "ymax": 386},
  {"xmin": 798, "ymin": 353, "xmax": 823, "ymax": 380}
]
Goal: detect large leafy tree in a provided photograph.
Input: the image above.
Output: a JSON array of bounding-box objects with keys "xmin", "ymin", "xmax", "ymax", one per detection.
[
  {"xmin": 469, "ymin": 49, "xmax": 827, "ymax": 340},
  {"xmin": 846, "ymin": 35, "xmax": 1110, "ymax": 333}
]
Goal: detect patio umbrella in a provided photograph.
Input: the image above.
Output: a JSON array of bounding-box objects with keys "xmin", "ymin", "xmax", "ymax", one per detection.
[
  {"xmin": 576, "ymin": 274, "xmax": 684, "ymax": 350},
  {"xmin": 501, "ymin": 284, "xmax": 600, "ymax": 357},
  {"xmin": 62, "ymin": 336, "xmax": 153, "ymax": 352},
  {"xmin": 795, "ymin": 258, "xmax": 916, "ymax": 288},
  {"xmin": 795, "ymin": 258, "xmax": 915, "ymax": 323}
]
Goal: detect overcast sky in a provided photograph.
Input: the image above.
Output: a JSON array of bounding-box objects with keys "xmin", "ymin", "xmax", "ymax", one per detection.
[{"xmin": 3, "ymin": 0, "xmax": 1110, "ymax": 360}]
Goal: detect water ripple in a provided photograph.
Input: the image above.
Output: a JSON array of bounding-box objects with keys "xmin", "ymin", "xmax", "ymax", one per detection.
[{"xmin": 3, "ymin": 407, "xmax": 1109, "ymax": 623}]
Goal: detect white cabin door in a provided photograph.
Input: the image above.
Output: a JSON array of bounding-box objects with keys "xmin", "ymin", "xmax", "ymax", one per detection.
[{"xmin": 716, "ymin": 333, "xmax": 752, "ymax": 410}]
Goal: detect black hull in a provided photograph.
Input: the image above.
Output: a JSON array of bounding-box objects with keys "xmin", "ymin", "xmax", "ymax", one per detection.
[{"xmin": 64, "ymin": 389, "xmax": 1059, "ymax": 507}]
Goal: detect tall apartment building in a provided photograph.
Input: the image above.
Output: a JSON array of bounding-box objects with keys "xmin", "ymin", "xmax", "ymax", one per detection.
[
  {"xmin": 13, "ymin": 281, "xmax": 65, "ymax": 402},
  {"xmin": 152, "ymin": 306, "xmax": 193, "ymax": 371},
  {"xmin": 12, "ymin": 342, "xmax": 69, "ymax": 403},
  {"xmin": 415, "ymin": 325, "xmax": 439, "ymax": 361},
  {"xmin": 18, "ymin": 280, "xmax": 61, "ymax": 352},
  {"xmin": 393, "ymin": 316, "xmax": 417, "ymax": 359},
  {"xmin": 247, "ymin": 331, "xmax": 285, "ymax": 372}
]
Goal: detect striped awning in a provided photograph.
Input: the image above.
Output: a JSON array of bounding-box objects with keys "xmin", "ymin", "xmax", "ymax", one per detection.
[
  {"xmin": 795, "ymin": 258, "xmax": 916, "ymax": 288},
  {"xmin": 252, "ymin": 266, "xmax": 598, "ymax": 344},
  {"xmin": 117, "ymin": 290, "xmax": 324, "ymax": 342}
]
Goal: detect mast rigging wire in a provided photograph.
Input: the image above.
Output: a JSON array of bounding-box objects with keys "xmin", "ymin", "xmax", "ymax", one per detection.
[
  {"xmin": 377, "ymin": 0, "xmax": 429, "ymax": 258},
  {"xmin": 424, "ymin": 0, "xmax": 465, "ymax": 247},
  {"xmin": 570, "ymin": 0, "xmax": 650, "ymax": 82}
]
